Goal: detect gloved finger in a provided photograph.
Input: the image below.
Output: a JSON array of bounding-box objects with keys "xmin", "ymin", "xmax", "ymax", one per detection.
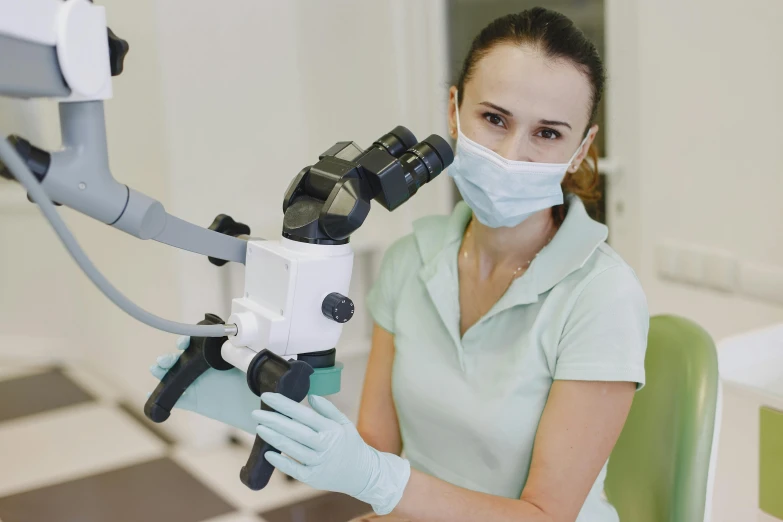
[
  {"xmin": 252, "ymin": 409, "xmax": 324, "ymax": 451},
  {"xmin": 256, "ymin": 426, "xmax": 321, "ymax": 466},
  {"xmin": 149, "ymin": 364, "xmax": 168, "ymax": 380},
  {"xmin": 264, "ymin": 451, "xmax": 306, "ymax": 481},
  {"xmin": 156, "ymin": 352, "xmax": 181, "ymax": 370},
  {"xmin": 261, "ymin": 393, "xmax": 332, "ymax": 432},
  {"xmin": 176, "ymin": 336, "xmax": 191, "ymax": 351},
  {"xmin": 308, "ymin": 395, "xmax": 351, "ymax": 425}
]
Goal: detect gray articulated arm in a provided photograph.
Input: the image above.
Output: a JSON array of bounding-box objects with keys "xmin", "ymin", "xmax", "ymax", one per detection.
[
  {"xmin": 0, "ymin": 7, "xmax": 242, "ymax": 337},
  {"xmin": 40, "ymin": 101, "xmax": 247, "ymax": 264},
  {"xmin": 0, "ymin": 27, "xmax": 246, "ymax": 264},
  {"xmin": 0, "ymin": 33, "xmax": 70, "ymax": 99}
]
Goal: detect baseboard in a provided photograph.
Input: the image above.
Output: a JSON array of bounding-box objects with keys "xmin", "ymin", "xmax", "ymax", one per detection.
[{"xmin": 0, "ymin": 335, "xmax": 81, "ymax": 365}]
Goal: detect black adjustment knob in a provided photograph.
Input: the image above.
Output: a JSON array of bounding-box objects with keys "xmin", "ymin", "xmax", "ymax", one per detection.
[
  {"xmin": 208, "ymin": 214, "xmax": 251, "ymax": 266},
  {"xmin": 1, "ymin": 135, "xmax": 60, "ymax": 206},
  {"xmin": 321, "ymin": 293, "xmax": 354, "ymax": 323},
  {"xmin": 2, "ymin": 136, "xmax": 50, "ymax": 182},
  {"xmin": 107, "ymin": 27, "xmax": 129, "ymax": 77}
]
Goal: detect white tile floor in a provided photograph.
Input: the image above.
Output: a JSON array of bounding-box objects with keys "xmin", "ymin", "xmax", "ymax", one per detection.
[
  {"xmin": 172, "ymin": 444, "xmax": 323, "ymax": 513},
  {"xmin": 0, "ymin": 402, "xmax": 166, "ymax": 497},
  {"xmin": 0, "ymin": 362, "xmax": 369, "ymax": 522}
]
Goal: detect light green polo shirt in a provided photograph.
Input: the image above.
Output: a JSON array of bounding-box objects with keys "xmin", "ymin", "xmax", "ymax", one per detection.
[{"xmin": 366, "ymin": 195, "xmax": 649, "ymax": 522}]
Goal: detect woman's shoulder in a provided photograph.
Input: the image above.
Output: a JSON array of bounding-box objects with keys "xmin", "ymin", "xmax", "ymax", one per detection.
[
  {"xmin": 381, "ymin": 232, "xmax": 420, "ymax": 265},
  {"xmin": 380, "ymin": 210, "xmax": 457, "ymax": 266},
  {"xmin": 587, "ymin": 243, "xmax": 643, "ymax": 285},
  {"xmin": 373, "ymin": 210, "xmax": 459, "ymax": 294},
  {"xmin": 551, "ymin": 242, "xmax": 650, "ymax": 388},
  {"xmin": 568, "ymin": 242, "xmax": 647, "ymax": 312}
]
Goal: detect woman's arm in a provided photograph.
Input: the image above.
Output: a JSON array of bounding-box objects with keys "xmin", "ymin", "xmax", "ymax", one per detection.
[
  {"xmin": 251, "ymin": 375, "xmax": 633, "ymax": 521},
  {"xmin": 391, "ymin": 380, "xmax": 636, "ymax": 522},
  {"xmin": 356, "ymin": 323, "xmax": 403, "ymax": 455}
]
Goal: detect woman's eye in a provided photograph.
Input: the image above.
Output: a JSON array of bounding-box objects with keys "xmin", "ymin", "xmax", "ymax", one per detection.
[
  {"xmin": 483, "ymin": 112, "xmax": 505, "ymax": 128},
  {"xmin": 537, "ymin": 128, "xmax": 561, "ymax": 140}
]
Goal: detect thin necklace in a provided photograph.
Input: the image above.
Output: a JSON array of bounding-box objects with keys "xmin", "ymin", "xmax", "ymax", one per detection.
[{"xmin": 460, "ymin": 219, "xmax": 555, "ymax": 288}]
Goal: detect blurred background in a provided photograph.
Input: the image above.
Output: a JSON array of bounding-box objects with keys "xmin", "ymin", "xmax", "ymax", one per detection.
[{"xmin": 0, "ymin": 0, "xmax": 781, "ymax": 521}]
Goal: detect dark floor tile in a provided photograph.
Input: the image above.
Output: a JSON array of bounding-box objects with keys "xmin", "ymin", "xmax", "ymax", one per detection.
[
  {"xmin": 0, "ymin": 368, "xmax": 93, "ymax": 423},
  {"xmin": 0, "ymin": 457, "xmax": 236, "ymax": 522},
  {"xmin": 116, "ymin": 400, "xmax": 176, "ymax": 445},
  {"xmin": 260, "ymin": 492, "xmax": 371, "ymax": 522}
]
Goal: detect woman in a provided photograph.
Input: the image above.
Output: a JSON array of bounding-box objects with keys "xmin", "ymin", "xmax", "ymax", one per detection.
[{"xmin": 151, "ymin": 8, "xmax": 648, "ymax": 521}]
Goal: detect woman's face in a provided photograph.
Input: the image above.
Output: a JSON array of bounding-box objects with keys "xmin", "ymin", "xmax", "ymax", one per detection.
[{"xmin": 449, "ymin": 44, "xmax": 598, "ymax": 169}]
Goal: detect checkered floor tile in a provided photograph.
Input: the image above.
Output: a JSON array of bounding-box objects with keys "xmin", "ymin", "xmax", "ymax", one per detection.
[{"xmin": 0, "ymin": 364, "xmax": 372, "ymax": 522}]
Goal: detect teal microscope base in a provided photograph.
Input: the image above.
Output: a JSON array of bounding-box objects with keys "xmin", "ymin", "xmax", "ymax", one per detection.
[{"xmin": 308, "ymin": 361, "xmax": 344, "ymax": 396}]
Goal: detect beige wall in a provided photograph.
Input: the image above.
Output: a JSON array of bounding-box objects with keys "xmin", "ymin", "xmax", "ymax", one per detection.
[{"xmin": 607, "ymin": 0, "xmax": 783, "ymax": 342}]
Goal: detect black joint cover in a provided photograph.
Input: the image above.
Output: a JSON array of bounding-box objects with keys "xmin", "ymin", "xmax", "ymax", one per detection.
[
  {"xmin": 1, "ymin": 135, "xmax": 51, "ymax": 184},
  {"xmin": 107, "ymin": 27, "xmax": 130, "ymax": 77},
  {"xmin": 208, "ymin": 214, "xmax": 251, "ymax": 266},
  {"xmin": 297, "ymin": 349, "xmax": 336, "ymax": 369}
]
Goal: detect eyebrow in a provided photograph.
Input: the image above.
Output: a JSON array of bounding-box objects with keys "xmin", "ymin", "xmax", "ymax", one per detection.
[
  {"xmin": 539, "ymin": 119, "xmax": 572, "ymax": 130},
  {"xmin": 479, "ymin": 101, "xmax": 513, "ymax": 116}
]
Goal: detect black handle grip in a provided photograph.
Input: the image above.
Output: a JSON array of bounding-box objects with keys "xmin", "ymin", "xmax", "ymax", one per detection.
[
  {"xmin": 240, "ymin": 351, "xmax": 313, "ymax": 490},
  {"xmin": 241, "ymin": 436, "xmax": 279, "ymax": 491},
  {"xmin": 144, "ymin": 314, "xmax": 232, "ymax": 423}
]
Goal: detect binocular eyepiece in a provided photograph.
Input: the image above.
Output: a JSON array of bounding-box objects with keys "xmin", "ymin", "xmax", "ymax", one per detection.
[
  {"xmin": 282, "ymin": 125, "xmax": 454, "ymax": 243},
  {"xmin": 367, "ymin": 126, "xmax": 454, "ymax": 211}
]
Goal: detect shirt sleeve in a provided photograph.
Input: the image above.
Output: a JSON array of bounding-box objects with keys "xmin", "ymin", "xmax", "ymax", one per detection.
[
  {"xmin": 554, "ymin": 265, "xmax": 650, "ymax": 389},
  {"xmin": 365, "ymin": 236, "xmax": 415, "ymax": 335}
]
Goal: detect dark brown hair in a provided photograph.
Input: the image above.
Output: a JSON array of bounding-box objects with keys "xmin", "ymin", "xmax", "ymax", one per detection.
[{"xmin": 456, "ymin": 7, "xmax": 605, "ymax": 224}]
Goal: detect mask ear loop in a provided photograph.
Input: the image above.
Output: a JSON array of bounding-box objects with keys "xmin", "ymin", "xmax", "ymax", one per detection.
[{"xmin": 567, "ymin": 131, "xmax": 591, "ymax": 171}]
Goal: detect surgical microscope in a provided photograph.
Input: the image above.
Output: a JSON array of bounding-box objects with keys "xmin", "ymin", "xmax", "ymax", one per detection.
[{"xmin": 0, "ymin": 0, "xmax": 453, "ymax": 491}]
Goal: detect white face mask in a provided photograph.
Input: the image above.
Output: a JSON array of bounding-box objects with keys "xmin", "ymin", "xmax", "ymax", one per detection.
[{"xmin": 448, "ymin": 92, "xmax": 589, "ymax": 228}]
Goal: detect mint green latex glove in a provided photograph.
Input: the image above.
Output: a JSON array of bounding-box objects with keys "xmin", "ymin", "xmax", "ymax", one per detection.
[
  {"xmin": 149, "ymin": 336, "xmax": 259, "ymax": 434},
  {"xmin": 253, "ymin": 393, "xmax": 411, "ymax": 515}
]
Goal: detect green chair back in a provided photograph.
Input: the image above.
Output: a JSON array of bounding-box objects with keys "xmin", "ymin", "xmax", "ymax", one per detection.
[{"xmin": 605, "ymin": 315, "xmax": 719, "ymax": 522}]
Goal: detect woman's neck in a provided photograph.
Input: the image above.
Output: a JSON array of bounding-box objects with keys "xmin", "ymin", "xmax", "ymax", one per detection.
[{"xmin": 468, "ymin": 208, "xmax": 557, "ymax": 273}]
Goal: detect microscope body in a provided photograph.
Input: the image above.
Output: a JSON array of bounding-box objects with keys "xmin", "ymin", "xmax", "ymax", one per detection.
[
  {"xmin": 143, "ymin": 127, "xmax": 452, "ymax": 490},
  {"xmin": 222, "ymin": 238, "xmax": 354, "ymax": 370}
]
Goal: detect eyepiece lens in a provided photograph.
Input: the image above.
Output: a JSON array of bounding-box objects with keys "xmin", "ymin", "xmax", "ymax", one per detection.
[{"xmin": 373, "ymin": 126, "xmax": 417, "ymax": 158}]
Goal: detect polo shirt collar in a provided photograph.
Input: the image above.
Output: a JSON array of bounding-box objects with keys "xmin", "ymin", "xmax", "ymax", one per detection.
[
  {"xmin": 527, "ymin": 194, "xmax": 609, "ymax": 295},
  {"xmin": 414, "ymin": 195, "xmax": 608, "ymax": 341}
]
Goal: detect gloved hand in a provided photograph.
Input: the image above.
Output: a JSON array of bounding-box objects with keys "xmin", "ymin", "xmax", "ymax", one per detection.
[
  {"xmin": 253, "ymin": 393, "xmax": 411, "ymax": 516},
  {"xmin": 149, "ymin": 336, "xmax": 260, "ymax": 434}
]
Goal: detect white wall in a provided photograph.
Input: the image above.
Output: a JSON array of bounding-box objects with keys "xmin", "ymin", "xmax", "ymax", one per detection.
[
  {"xmin": 151, "ymin": 0, "xmax": 452, "ymax": 247},
  {"xmin": 625, "ymin": 0, "xmax": 783, "ymax": 341},
  {"xmin": 0, "ymin": 101, "xmax": 84, "ymax": 363},
  {"xmin": 606, "ymin": 0, "xmax": 783, "ymax": 340}
]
